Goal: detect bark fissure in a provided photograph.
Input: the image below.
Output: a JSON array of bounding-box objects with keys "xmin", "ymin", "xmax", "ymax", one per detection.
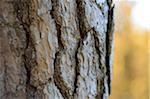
[
  {"xmin": 73, "ymin": 41, "xmax": 80, "ymax": 96},
  {"xmin": 105, "ymin": 4, "xmax": 114, "ymax": 95},
  {"xmin": 76, "ymin": 0, "xmax": 90, "ymax": 38},
  {"xmin": 73, "ymin": 1, "xmax": 86, "ymax": 95},
  {"xmin": 73, "ymin": 28, "xmax": 93, "ymax": 97},
  {"xmin": 51, "ymin": 0, "xmax": 72, "ymax": 98},
  {"xmin": 53, "ymin": 51, "xmax": 73, "ymax": 99},
  {"xmin": 92, "ymin": 28, "xmax": 105, "ymax": 99},
  {"xmin": 13, "ymin": 0, "xmax": 39, "ymax": 97},
  {"xmin": 75, "ymin": 0, "xmax": 107, "ymax": 98},
  {"xmin": 3, "ymin": 58, "xmax": 7, "ymax": 97}
]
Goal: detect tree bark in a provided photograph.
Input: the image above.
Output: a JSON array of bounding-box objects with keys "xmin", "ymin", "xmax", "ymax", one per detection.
[{"xmin": 0, "ymin": 0, "xmax": 114, "ymax": 99}]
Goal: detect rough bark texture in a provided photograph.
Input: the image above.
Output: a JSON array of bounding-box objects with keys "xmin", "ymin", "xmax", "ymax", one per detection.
[{"xmin": 0, "ymin": 0, "xmax": 114, "ymax": 99}]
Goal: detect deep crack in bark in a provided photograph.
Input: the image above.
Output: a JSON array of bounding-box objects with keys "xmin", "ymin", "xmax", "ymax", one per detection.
[
  {"xmin": 51, "ymin": 0, "xmax": 73, "ymax": 98},
  {"xmin": 13, "ymin": 0, "xmax": 39, "ymax": 98},
  {"xmin": 105, "ymin": 4, "xmax": 114, "ymax": 95}
]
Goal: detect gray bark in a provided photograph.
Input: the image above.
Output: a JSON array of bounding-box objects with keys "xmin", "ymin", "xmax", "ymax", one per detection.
[{"xmin": 0, "ymin": 0, "xmax": 114, "ymax": 99}]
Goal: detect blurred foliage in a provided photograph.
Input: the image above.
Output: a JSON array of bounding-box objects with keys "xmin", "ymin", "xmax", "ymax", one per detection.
[{"xmin": 110, "ymin": 1, "xmax": 149, "ymax": 99}]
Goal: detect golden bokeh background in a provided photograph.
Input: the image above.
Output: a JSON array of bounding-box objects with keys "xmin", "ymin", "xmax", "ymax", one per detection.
[{"xmin": 110, "ymin": 1, "xmax": 149, "ymax": 99}]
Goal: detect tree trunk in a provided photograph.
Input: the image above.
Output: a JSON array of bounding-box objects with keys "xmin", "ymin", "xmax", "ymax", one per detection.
[{"xmin": 0, "ymin": 0, "xmax": 114, "ymax": 99}]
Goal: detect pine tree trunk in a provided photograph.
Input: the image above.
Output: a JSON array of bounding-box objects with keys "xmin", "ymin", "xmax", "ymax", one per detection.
[{"xmin": 0, "ymin": 0, "xmax": 114, "ymax": 99}]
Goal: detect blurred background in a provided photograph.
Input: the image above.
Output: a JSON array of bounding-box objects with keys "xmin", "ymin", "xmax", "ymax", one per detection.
[{"xmin": 110, "ymin": 0, "xmax": 149, "ymax": 99}]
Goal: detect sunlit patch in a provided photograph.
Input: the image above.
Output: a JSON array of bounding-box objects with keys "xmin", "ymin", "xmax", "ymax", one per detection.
[
  {"xmin": 131, "ymin": 0, "xmax": 150, "ymax": 30},
  {"xmin": 115, "ymin": 0, "xmax": 150, "ymax": 30}
]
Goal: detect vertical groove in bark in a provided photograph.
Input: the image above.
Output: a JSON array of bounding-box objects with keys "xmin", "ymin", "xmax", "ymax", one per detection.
[
  {"xmin": 105, "ymin": 0, "xmax": 115, "ymax": 96},
  {"xmin": 73, "ymin": 41, "xmax": 80, "ymax": 96},
  {"xmin": 53, "ymin": 51, "xmax": 72, "ymax": 99},
  {"xmin": 75, "ymin": 0, "xmax": 90, "ymax": 38},
  {"xmin": 73, "ymin": 28, "xmax": 93, "ymax": 97},
  {"xmin": 74, "ymin": 1, "xmax": 94, "ymax": 98},
  {"xmin": 73, "ymin": 0, "xmax": 84, "ymax": 93},
  {"xmin": 93, "ymin": 28, "xmax": 105, "ymax": 99},
  {"xmin": 105, "ymin": 4, "xmax": 115, "ymax": 95},
  {"xmin": 13, "ymin": 0, "xmax": 44, "ymax": 98},
  {"xmin": 51, "ymin": 0, "xmax": 72, "ymax": 98},
  {"xmin": 75, "ymin": 0, "xmax": 110, "ymax": 98}
]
